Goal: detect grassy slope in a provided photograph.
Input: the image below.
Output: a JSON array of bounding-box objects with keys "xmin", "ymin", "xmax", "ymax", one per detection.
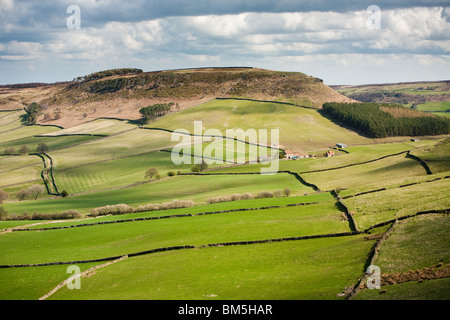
[
  {"xmin": 0, "ymin": 90, "xmax": 449, "ymax": 300},
  {"xmin": 147, "ymin": 99, "xmax": 371, "ymax": 151}
]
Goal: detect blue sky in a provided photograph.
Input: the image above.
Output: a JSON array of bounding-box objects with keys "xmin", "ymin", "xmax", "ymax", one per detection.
[{"xmin": 0, "ymin": 0, "xmax": 449, "ymax": 85}]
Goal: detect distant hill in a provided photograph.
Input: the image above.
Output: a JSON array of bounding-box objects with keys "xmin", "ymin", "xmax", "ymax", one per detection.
[
  {"xmin": 332, "ymin": 80, "xmax": 450, "ymax": 118},
  {"xmin": 0, "ymin": 67, "xmax": 353, "ymax": 128}
]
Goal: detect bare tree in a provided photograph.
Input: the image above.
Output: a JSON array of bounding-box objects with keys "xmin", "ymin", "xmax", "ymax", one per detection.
[
  {"xmin": 28, "ymin": 184, "xmax": 45, "ymax": 200},
  {"xmin": 0, "ymin": 189, "xmax": 9, "ymax": 203}
]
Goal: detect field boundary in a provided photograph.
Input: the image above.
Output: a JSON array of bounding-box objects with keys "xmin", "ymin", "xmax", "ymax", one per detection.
[
  {"xmin": 298, "ymin": 150, "xmax": 409, "ymax": 174},
  {"xmin": 346, "ymin": 220, "xmax": 398, "ymax": 300},
  {"xmin": 180, "ymin": 171, "xmax": 321, "ymax": 192},
  {"xmin": 331, "ymin": 190, "xmax": 358, "ymax": 232},
  {"xmin": 140, "ymin": 127, "xmax": 283, "ymax": 152},
  {"xmin": 405, "ymin": 151, "xmax": 433, "ymax": 175}
]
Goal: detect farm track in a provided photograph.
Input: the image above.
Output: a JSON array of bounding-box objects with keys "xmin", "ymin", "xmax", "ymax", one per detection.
[{"xmin": 32, "ymin": 153, "xmax": 60, "ymax": 196}]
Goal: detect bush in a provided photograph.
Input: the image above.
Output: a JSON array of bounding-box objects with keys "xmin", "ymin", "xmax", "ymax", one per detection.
[
  {"xmin": 145, "ymin": 167, "xmax": 159, "ymax": 180},
  {"xmin": 167, "ymin": 171, "xmax": 176, "ymax": 177},
  {"xmin": 4, "ymin": 147, "xmax": 15, "ymax": 155},
  {"xmin": 31, "ymin": 210, "xmax": 81, "ymax": 220},
  {"xmin": 256, "ymin": 191, "xmax": 274, "ymax": 199},
  {"xmin": 36, "ymin": 142, "xmax": 49, "ymax": 154},
  {"xmin": 61, "ymin": 190, "xmax": 69, "ymax": 197},
  {"xmin": 16, "ymin": 188, "xmax": 29, "ymax": 201},
  {"xmin": 89, "ymin": 204, "xmax": 135, "ymax": 217},
  {"xmin": 0, "ymin": 189, "xmax": 9, "ymax": 204},
  {"xmin": 135, "ymin": 199, "xmax": 195, "ymax": 213},
  {"xmin": 19, "ymin": 145, "xmax": 30, "ymax": 155},
  {"xmin": 0, "ymin": 206, "xmax": 7, "ymax": 220}
]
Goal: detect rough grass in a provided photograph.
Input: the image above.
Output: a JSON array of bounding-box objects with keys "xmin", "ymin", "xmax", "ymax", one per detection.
[
  {"xmin": 375, "ymin": 214, "xmax": 450, "ymax": 273},
  {"xmin": 354, "ymin": 277, "xmax": 450, "ymax": 300}
]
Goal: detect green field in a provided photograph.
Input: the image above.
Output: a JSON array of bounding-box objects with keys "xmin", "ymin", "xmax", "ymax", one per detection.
[
  {"xmin": 0, "ymin": 98, "xmax": 449, "ymax": 300},
  {"xmin": 147, "ymin": 99, "xmax": 372, "ymax": 151}
]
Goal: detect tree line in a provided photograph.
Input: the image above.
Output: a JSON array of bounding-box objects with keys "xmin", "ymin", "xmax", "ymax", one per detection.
[
  {"xmin": 321, "ymin": 102, "xmax": 450, "ymax": 138},
  {"xmin": 139, "ymin": 103, "xmax": 174, "ymax": 124},
  {"xmin": 74, "ymin": 68, "xmax": 143, "ymax": 82}
]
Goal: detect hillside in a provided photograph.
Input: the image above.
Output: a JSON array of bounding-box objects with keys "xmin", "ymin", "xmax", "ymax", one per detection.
[
  {"xmin": 332, "ymin": 81, "xmax": 450, "ymax": 118},
  {"xmin": 0, "ymin": 67, "xmax": 353, "ymax": 128},
  {"xmin": 0, "ymin": 68, "xmax": 449, "ymax": 301}
]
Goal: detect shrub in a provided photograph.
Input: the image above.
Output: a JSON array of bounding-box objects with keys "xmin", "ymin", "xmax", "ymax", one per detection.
[
  {"xmin": 30, "ymin": 210, "xmax": 82, "ymax": 220},
  {"xmin": 167, "ymin": 171, "xmax": 176, "ymax": 177},
  {"xmin": 89, "ymin": 204, "xmax": 135, "ymax": 217},
  {"xmin": 4, "ymin": 147, "xmax": 15, "ymax": 155},
  {"xmin": 135, "ymin": 199, "xmax": 195, "ymax": 213},
  {"xmin": 19, "ymin": 145, "xmax": 30, "ymax": 155},
  {"xmin": 0, "ymin": 206, "xmax": 7, "ymax": 220},
  {"xmin": 0, "ymin": 189, "xmax": 9, "ymax": 204},
  {"xmin": 61, "ymin": 190, "xmax": 69, "ymax": 197},
  {"xmin": 257, "ymin": 191, "xmax": 274, "ymax": 199},
  {"xmin": 36, "ymin": 142, "xmax": 49, "ymax": 154},
  {"xmin": 145, "ymin": 167, "xmax": 159, "ymax": 180},
  {"xmin": 16, "ymin": 188, "xmax": 29, "ymax": 201}
]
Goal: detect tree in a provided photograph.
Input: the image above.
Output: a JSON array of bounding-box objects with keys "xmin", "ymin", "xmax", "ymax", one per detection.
[
  {"xmin": 0, "ymin": 189, "xmax": 9, "ymax": 203},
  {"xmin": 19, "ymin": 145, "xmax": 30, "ymax": 155},
  {"xmin": 0, "ymin": 206, "xmax": 7, "ymax": 220},
  {"xmin": 283, "ymin": 188, "xmax": 291, "ymax": 197},
  {"xmin": 3, "ymin": 147, "xmax": 15, "ymax": 155},
  {"xmin": 139, "ymin": 103, "xmax": 172, "ymax": 124},
  {"xmin": 36, "ymin": 142, "xmax": 49, "ymax": 154},
  {"xmin": 28, "ymin": 184, "xmax": 45, "ymax": 200},
  {"xmin": 24, "ymin": 102, "xmax": 42, "ymax": 125},
  {"xmin": 145, "ymin": 167, "xmax": 159, "ymax": 180},
  {"xmin": 200, "ymin": 159, "xmax": 208, "ymax": 172},
  {"xmin": 16, "ymin": 188, "xmax": 29, "ymax": 201},
  {"xmin": 61, "ymin": 190, "xmax": 69, "ymax": 198},
  {"xmin": 191, "ymin": 159, "xmax": 208, "ymax": 173}
]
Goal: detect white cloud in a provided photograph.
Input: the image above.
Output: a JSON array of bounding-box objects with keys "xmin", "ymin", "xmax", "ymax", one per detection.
[
  {"xmin": 1, "ymin": 4, "xmax": 450, "ymax": 84},
  {"xmin": 0, "ymin": 0, "xmax": 14, "ymax": 14}
]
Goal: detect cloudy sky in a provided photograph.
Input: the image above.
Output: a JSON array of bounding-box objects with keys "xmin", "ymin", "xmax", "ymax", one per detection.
[{"xmin": 0, "ymin": 0, "xmax": 449, "ymax": 85}]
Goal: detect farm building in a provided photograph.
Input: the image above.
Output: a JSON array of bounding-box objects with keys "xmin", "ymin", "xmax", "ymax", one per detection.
[
  {"xmin": 324, "ymin": 150, "xmax": 335, "ymax": 157},
  {"xmin": 336, "ymin": 143, "xmax": 347, "ymax": 148},
  {"xmin": 284, "ymin": 150, "xmax": 310, "ymax": 160}
]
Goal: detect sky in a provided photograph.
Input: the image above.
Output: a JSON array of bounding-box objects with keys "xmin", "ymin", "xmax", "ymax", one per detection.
[{"xmin": 0, "ymin": 0, "xmax": 449, "ymax": 85}]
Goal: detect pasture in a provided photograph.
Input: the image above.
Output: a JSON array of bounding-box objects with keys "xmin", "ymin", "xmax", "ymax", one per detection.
[{"xmin": 0, "ymin": 98, "xmax": 449, "ymax": 300}]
